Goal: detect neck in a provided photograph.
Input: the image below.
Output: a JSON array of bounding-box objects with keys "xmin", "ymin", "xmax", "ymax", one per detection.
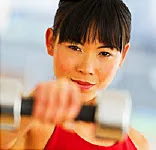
[{"xmin": 84, "ymin": 97, "xmax": 96, "ymax": 105}]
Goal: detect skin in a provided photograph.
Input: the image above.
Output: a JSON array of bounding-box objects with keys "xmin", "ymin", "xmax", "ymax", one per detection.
[
  {"xmin": 32, "ymin": 28, "xmax": 149, "ymax": 149},
  {"xmin": 34, "ymin": 28, "xmax": 129, "ymax": 123}
]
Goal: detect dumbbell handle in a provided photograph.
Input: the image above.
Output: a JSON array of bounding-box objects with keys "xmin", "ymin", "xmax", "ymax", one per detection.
[{"xmin": 0, "ymin": 97, "xmax": 96, "ymax": 122}]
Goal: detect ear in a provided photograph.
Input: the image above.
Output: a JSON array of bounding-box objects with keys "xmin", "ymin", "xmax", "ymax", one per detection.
[
  {"xmin": 45, "ymin": 28, "xmax": 55, "ymax": 56},
  {"xmin": 119, "ymin": 43, "xmax": 130, "ymax": 67}
]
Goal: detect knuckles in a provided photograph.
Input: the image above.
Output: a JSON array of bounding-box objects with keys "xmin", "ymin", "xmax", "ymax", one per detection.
[{"xmin": 33, "ymin": 79, "xmax": 81, "ymax": 124}]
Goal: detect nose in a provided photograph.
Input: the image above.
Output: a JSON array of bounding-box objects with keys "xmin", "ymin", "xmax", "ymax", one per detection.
[{"xmin": 76, "ymin": 54, "xmax": 96, "ymax": 75}]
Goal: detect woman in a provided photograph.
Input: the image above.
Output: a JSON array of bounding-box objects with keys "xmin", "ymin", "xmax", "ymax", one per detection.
[{"xmin": 10, "ymin": 0, "xmax": 149, "ymax": 149}]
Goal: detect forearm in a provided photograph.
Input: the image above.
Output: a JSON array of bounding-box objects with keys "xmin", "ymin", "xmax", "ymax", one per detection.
[{"xmin": 1, "ymin": 117, "xmax": 54, "ymax": 150}]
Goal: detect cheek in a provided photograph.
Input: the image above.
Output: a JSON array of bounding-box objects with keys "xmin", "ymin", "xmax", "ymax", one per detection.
[
  {"xmin": 98, "ymin": 61, "xmax": 120, "ymax": 89},
  {"xmin": 53, "ymin": 50, "xmax": 75, "ymax": 77}
]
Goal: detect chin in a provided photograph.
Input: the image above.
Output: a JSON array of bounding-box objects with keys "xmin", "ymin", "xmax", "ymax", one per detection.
[{"xmin": 81, "ymin": 91, "xmax": 96, "ymax": 102}]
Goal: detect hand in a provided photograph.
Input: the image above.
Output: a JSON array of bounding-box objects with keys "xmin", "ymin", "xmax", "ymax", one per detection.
[
  {"xmin": 32, "ymin": 79, "xmax": 118, "ymax": 146},
  {"xmin": 33, "ymin": 78, "xmax": 82, "ymax": 124}
]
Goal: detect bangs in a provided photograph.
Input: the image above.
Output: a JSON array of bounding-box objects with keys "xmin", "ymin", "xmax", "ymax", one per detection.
[{"xmin": 54, "ymin": 0, "xmax": 130, "ymax": 51}]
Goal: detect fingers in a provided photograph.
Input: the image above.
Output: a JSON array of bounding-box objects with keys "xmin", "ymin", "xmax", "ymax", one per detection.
[
  {"xmin": 33, "ymin": 78, "xmax": 82, "ymax": 124},
  {"xmin": 44, "ymin": 82, "xmax": 58, "ymax": 122},
  {"xmin": 33, "ymin": 82, "xmax": 49, "ymax": 119},
  {"xmin": 52, "ymin": 79, "xmax": 70, "ymax": 123},
  {"xmin": 67, "ymin": 82, "xmax": 82, "ymax": 120}
]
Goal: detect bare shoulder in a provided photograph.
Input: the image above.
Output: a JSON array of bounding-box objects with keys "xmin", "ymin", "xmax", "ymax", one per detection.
[{"xmin": 128, "ymin": 127, "xmax": 150, "ymax": 150}]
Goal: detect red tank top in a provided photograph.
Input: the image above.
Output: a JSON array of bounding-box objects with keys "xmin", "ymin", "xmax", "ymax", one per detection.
[{"xmin": 45, "ymin": 126, "xmax": 137, "ymax": 150}]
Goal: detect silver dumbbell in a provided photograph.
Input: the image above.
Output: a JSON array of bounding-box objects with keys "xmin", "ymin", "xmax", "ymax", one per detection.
[{"xmin": 0, "ymin": 77, "xmax": 132, "ymax": 140}]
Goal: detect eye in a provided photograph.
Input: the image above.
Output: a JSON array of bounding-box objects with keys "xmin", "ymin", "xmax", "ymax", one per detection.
[
  {"xmin": 68, "ymin": 45, "xmax": 81, "ymax": 52},
  {"xmin": 99, "ymin": 52, "xmax": 112, "ymax": 57}
]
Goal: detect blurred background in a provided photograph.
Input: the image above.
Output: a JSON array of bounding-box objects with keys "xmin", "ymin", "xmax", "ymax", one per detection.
[{"xmin": 0, "ymin": 0, "xmax": 156, "ymax": 149}]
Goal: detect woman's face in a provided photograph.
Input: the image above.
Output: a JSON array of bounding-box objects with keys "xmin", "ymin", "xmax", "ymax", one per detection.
[{"xmin": 46, "ymin": 28, "xmax": 129, "ymax": 102}]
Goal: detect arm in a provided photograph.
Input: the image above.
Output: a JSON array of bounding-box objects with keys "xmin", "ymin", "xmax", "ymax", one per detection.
[
  {"xmin": 10, "ymin": 119, "xmax": 55, "ymax": 150},
  {"xmin": 0, "ymin": 116, "xmax": 34, "ymax": 150},
  {"xmin": 129, "ymin": 127, "xmax": 150, "ymax": 150},
  {"xmin": 0, "ymin": 117, "xmax": 55, "ymax": 150}
]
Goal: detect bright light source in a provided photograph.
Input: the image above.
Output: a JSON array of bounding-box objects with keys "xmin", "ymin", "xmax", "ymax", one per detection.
[{"xmin": 0, "ymin": 0, "xmax": 12, "ymax": 33}]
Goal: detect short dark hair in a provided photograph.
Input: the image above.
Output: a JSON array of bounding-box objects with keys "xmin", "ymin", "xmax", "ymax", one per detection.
[{"xmin": 53, "ymin": 0, "xmax": 131, "ymax": 52}]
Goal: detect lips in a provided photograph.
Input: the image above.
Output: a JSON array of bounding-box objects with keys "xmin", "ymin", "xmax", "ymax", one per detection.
[{"xmin": 71, "ymin": 79, "xmax": 95, "ymax": 90}]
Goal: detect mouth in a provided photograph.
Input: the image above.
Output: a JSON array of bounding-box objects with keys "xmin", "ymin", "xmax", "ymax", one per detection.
[{"xmin": 71, "ymin": 79, "xmax": 96, "ymax": 90}]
